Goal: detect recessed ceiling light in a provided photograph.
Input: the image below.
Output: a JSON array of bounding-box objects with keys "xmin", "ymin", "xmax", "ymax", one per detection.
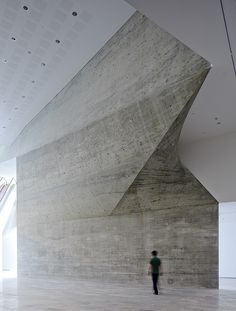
[
  {"xmin": 2, "ymin": 126, "xmax": 6, "ymax": 129},
  {"xmin": 72, "ymin": 11, "xmax": 78, "ymax": 16},
  {"xmin": 11, "ymin": 37, "xmax": 16, "ymax": 41},
  {"xmin": 22, "ymin": 95, "xmax": 26, "ymax": 98},
  {"xmin": 3, "ymin": 59, "xmax": 7, "ymax": 63},
  {"xmin": 27, "ymin": 50, "xmax": 31, "ymax": 54},
  {"xmin": 23, "ymin": 5, "xmax": 28, "ymax": 10},
  {"xmin": 14, "ymin": 107, "xmax": 18, "ymax": 110},
  {"xmin": 41, "ymin": 62, "xmax": 46, "ymax": 66},
  {"xmin": 217, "ymin": 121, "xmax": 221, "ymax": 125},
  {"xmin": 214, "ymin": 117, "xmax": 218, "ymax": 120},
  {"xmin": 55, "ymin": 39, "xmax": 60, "ymax": 44},
  {"xmin": 31, "ymin": 80, "xmax": 35, "ymax": 83}
]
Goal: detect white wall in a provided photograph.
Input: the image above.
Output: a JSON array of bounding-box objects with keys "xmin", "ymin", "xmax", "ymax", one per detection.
[
  {"xmin": 2, "ymin": 229, "xmax": 17, "ymax": 272},
  {"xmin": 219, "ymin": 202, "xmax": 236, "ymax": 289},
  {"xmin": 179, "ymin": 132, "xmax": 236, "ymax": 290},
  {"xmin": 2, "ymin": 203, "xmax": 17, "ymax": 273},
  {"xmin": 0, "ymin": 175, "xmax": 17, "ymax": 275},
  {"xmin": 179, "ymin": 130, "xmax": 236, "ymax": 203}
]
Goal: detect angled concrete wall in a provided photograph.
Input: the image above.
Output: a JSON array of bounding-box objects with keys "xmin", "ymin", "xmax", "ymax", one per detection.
[{"xmin": 17, "ymin": 12, "xmax": 218, "ymax": 288}]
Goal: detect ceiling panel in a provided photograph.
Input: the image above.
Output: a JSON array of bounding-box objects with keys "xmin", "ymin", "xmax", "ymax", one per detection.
[{"xmin": 0, "ymin": 0, "xmax": 135, "ymax": 148}]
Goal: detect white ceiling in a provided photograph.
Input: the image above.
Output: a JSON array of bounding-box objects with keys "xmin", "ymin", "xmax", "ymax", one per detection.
[
  {"xmin": 126, "ymin": 0, "xmax": 236, "ymax": 144},
  {"xmin": 1, "ymin": 0, "xmax": 235, "ymax": 149},
  {"xmin": 0, "ymin": 0, "xmax": 134, "ymax": 150}
]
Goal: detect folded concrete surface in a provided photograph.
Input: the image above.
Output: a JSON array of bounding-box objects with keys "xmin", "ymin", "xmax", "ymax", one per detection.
[{"xmin": 16, "ymin": 12, "xmax": 218, "ymax": 288}]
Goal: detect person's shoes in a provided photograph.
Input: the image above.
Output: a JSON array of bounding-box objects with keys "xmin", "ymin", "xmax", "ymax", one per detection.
[{"xmin": 153, "ymin": 291, "xmax": 159, "ymax": 295}]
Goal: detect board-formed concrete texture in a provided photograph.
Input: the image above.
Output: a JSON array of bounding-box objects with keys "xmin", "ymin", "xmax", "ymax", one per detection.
[{"xmin": 16, "ymin": 12, "xmax": 218, "ymax": 288}]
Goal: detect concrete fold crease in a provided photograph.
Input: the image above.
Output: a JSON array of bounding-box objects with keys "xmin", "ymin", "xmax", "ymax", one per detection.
[{"xmin": 17, "ymin": 12, "xmax": 218, "ymax": 288}]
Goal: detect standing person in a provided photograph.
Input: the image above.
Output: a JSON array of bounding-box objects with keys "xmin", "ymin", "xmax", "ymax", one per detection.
[{"xmin": 148, "ymin": 250, "xmax": 162, "ymax": 295}]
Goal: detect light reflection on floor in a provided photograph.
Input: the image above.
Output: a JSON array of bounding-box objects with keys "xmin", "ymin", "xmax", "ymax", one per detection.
[{"xmin": 0, "ymin": 276, "xmax": 236, "ymax": 311}]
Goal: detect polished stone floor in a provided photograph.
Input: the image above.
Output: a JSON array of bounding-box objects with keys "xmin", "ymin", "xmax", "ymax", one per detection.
[{"xmin": 0, "ymin": 276, "xmax": 236, "ymax": 311}]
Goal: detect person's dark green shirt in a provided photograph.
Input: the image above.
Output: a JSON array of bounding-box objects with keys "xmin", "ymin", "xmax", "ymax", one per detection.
[{"xmin": 150, "ymin": 257, "xmax": 161, "ymax": 274}]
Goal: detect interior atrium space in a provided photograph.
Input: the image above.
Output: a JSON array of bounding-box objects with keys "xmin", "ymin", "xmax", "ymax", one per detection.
[{"xmin": 0, "ymin": 0, "xmax": 236, "ymax": 310}]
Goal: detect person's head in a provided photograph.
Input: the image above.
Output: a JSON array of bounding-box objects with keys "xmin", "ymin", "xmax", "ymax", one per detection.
[{"xmin": 151, "ymin": 250, "xmax": 157, "ymax": 257}]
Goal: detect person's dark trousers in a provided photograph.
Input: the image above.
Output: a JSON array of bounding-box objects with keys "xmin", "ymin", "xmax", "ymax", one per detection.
[{"xmin": 152, "ymin": 273, "xmax": 159, "ymax": 294}]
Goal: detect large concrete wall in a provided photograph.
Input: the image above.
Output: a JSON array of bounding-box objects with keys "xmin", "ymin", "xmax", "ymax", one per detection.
[{"xmin": 17, "ymin": 12, "xmax": 218, "ymax": 287}]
